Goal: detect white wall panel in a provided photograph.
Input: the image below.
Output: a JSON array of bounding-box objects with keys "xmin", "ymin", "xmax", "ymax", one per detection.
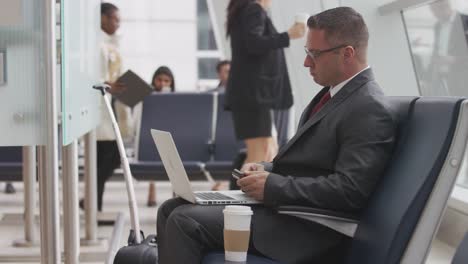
[
  {"xmin": 107, "ymin": 0, "xmax": 197, "ymax": 90},
  {"xmin": 111, "ymin": 0, "xmax": 196, "ymax": 20},
  {"xmin": 344, "ymin": 0, "xmax": 419, "ymax": 96}
]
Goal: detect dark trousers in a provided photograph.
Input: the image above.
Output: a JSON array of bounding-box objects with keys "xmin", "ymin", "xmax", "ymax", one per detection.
[
  {"xmin": 156, "ymin": 198, "xmax": 264, "ymax": 264},
  {"xmin": 97, "ymin": 140, "xmax": 121, "ymax": 211}
]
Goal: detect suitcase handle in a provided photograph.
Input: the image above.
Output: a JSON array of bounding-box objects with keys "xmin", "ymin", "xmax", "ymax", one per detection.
[
  {"xmin": 93, "ymin": 84, "xmax": 111, "ymax": 95},
  {"xmin": 127, "ymin": 230, "xmax": 145, "ymax": 245},
  {"xmin": 94, "ymin": 84, "xmax": 142, "ymax": 244}
]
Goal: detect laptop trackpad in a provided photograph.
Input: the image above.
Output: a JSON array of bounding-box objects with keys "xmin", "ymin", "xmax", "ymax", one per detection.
[{"xmin": 220, "ymin": 190, "xmax": 260, "ymax": 202}]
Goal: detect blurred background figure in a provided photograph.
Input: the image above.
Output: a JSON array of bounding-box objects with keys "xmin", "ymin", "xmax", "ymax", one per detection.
[
  {"xmin": 80, "ymin": 2, "xmax": 132, "ymax": 212},
  {"xmin": 208, "ymin": 60, "xmax": 231, "ymax": 93},
  {"xmin": 4, "ymin": 182, "xmax": 15, "ymax": 194},
  {"xmin": 146, "ymin": 66, "xmax": 176, "ymax": 207},
  {"xmin": 421, "ymin": 0, "xmax": 468, "ymax": 96},
  {"xmin": 151, "ymin": 66, "xmax": 176, "ymax": 93},
  {"xmin": 225, "ymin": 0, "xmax": 305, "ymax": 166}
]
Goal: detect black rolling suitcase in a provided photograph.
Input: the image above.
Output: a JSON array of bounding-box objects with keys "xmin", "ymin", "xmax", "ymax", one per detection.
[
  {"xmin": 113, "ymin": 232, "xmax": 157, "ymax": 264},
  {"xmin": 93, "ymin": 85, "xmax": 158, "ymax": 264}
]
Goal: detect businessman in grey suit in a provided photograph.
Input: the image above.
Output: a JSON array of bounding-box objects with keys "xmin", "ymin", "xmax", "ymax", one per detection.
[{"xmin": 156, "ymin": 7, "xmax": 396, "ymax": 264}]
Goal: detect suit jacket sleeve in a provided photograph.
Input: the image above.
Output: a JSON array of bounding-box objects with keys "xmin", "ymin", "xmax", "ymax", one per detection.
[
  {"xmin": 242, "ymin": 4, "xmax": 290, "ymax": 55},
  {"xmin": 259, "ymin": 162, "xmax": 273, "ymax": 172},
  {"xmin": 263, "ymin": 100, "xmax": 396, "ymax": 211}
]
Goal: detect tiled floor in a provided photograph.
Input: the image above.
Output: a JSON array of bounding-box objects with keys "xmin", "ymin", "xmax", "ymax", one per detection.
[
  {"xmin": 0, "ymin": 180, "xmax": 216, "ymax": 263},
  {"xmin": 0, "ymin": 181, "xmax": 456, "ymax": 263}
]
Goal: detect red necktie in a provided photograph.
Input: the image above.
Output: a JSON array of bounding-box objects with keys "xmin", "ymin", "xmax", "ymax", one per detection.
[{"xmin": 309, "ymin": 91, "xmax": 331, "ymax": 118}]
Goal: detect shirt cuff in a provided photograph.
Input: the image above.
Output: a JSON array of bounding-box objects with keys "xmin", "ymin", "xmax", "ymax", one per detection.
[{"xmin": 258, "ymin": 162, "xmax": 273, "ymax": 172}]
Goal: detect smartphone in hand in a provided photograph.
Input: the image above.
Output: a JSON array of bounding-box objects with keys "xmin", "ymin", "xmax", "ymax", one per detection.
[{"xmin": 231, "ymin": 169, "xmax": 245, "ymax": 180}]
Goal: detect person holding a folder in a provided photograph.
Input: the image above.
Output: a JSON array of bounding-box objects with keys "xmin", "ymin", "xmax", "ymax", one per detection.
[{"xmin": 81, "ymin": 2, "xmax": 133, "ymax": 212}]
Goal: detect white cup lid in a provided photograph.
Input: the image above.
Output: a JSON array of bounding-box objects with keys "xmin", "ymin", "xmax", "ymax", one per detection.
[{"xmin": 223, "ymin": 205, "xmax": 253, "ymax": 215}]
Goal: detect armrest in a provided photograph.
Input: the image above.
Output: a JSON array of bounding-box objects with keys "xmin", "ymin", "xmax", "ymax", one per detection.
[{"xmin": 277, "ymin": 206, "xmax": 360, "ymax": 237}]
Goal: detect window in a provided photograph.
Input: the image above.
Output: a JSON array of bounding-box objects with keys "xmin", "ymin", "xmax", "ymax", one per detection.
[
  {"xmin": 402, "ymin": 0, "xmax": 468, "ymax": 97},
  {"xmin": 197, "ymin": 0, "xmax": 222, "ymax": 89},
  {"xmin": 197, "ymin": 0, "xmax": 217, "ymax": 50},
  {"xmin": 198, "ymin": 58, "xmax": 219, "ymax": 79},
  {"xmin": 403, "ymin": 0, "xmax": 468, "ymax": 188}
]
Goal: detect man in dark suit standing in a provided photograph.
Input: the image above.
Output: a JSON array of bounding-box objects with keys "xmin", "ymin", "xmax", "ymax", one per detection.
[{"xmin": 156, "ymin": 7, "xmax": 396, "ymax": 264}]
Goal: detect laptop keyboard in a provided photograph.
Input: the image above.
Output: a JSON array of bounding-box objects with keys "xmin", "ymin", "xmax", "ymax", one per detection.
[{"xmin": 195, "ymin": 192, "xmax": 235, "ymax": 200}]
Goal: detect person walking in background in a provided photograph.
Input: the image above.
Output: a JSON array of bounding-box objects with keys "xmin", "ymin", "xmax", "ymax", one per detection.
[
  {"xmin": 225, "ymin": 0, "xmax": 305, "ymax": 167},
  {"xmin": 80, "ymin": 2, "xmax": 132, "ymax": 212},
  {"xmin": 146, "ymin": 66, "xmax": 176, "ymax": 207}
]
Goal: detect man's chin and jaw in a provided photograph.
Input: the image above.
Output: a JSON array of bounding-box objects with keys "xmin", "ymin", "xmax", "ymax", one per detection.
[
  {"xmin": 304, "ymin": 56, "xmax": 327, "ymax": 86},
  {"xmin": 309, "ymin": 66, "xmax": 336, "ymax": 87}
]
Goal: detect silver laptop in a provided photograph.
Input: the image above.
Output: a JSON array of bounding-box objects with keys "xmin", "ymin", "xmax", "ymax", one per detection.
[{"xmin": 151, "ymin": 129, "xmax": 260, "ymax": 205}]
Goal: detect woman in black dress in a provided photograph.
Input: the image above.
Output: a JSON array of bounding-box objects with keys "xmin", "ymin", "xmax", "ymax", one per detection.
[{"xmin": 225, "ymin": 0, "xmax": 305, "ymax": 164}]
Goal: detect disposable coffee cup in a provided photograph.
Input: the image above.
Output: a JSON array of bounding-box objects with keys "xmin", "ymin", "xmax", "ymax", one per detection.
[
  {"xmin": 295, "ymin": 12, "xmax": 310, "ymax": 25},
  {"xmin": 223, "ymin": 205, "xmax": 253, "ymax": 262}
]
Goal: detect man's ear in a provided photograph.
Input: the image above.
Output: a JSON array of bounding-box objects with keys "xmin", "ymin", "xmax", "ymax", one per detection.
[{"xmin": 343, "ymin": 46, "xmax": 355, "ymax": 62}]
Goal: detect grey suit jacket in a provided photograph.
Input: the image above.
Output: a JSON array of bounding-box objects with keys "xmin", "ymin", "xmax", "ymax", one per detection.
[{"xmin": 251, "ymin": 69, "xmax": 397, "ymax": 263}]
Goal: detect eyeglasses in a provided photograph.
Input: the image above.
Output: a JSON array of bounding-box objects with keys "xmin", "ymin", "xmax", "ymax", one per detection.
[{"xmin": 304, "ymin": 44, "xmax": 349, "ymax": 60}]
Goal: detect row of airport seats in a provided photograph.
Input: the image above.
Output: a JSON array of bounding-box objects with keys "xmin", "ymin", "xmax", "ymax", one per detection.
[
  {"xmin": 203, "ymin": 97, "xmax": 468, "ymax": 263},
  {"xmin": 1, "ymin": 96, "xmax": 468, "ymax": 263},
  {"xmin": 0, "ymin": 93, "xmax": 245, "ymax": 182},
  {"xmin": 130, "ymin": 92, "xmax": 244, "ymax": 181},
  {"xmin": 1, "ymin": 97, "xmax": 467, "ymax": 263}
]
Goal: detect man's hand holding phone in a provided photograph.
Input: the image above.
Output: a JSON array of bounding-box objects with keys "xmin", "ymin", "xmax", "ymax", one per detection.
[
  {"xmin": 231, "ymin": 169, "xmax": 245, "ymax": 180},
  {"xmin": 240, "ymin": 163, "xmax": 265, "ymax": 173},
  {"xmin": 233, "ymin": 164, "xmax": 269, "ymax": 201}
]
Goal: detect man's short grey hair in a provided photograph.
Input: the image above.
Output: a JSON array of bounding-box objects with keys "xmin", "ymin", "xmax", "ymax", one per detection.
[{"xmin": 307, "ymin": 7, "xmax": 369, "ymax": 50}]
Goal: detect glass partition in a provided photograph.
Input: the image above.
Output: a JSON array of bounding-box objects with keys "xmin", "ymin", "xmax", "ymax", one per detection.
[
  {"xmin": 403, "ymin": 0, "xmax": 468, "ymax": 186},
  {"xmin": 61, "ymin": 0, "xmax": 101, "ymax": 146},
  {"xmin": 0, "ymin": 0, "xmax": 47, "ymax": 146},
  {"xmin": 403, "ymin": 0, "xmax": 468, "ymax": 97}
]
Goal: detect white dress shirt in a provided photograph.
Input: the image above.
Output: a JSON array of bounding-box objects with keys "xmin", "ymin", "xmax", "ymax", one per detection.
[{"xmin": 329, "ymin": 66, "xmax": 370, "ymax": 97}]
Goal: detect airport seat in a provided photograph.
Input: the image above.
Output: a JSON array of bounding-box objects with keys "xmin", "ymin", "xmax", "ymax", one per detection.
[
  {"xmin": 203, "ymin": 97, "xmax": 468, "ymax": 264},
  {"xmin": 205, "ymin": 93, "xmax": 244, "ymax": 176},
  {"xmin": 452, "ymin": 232, "xmax": 468, "ymax": 264},
  {"xmin": 131, "ymin": 93, "xmax": 214, "ymax": 181},
  {"xmin": 0, "ymin": 146, "xmax": 23, "ymax": 182}
]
